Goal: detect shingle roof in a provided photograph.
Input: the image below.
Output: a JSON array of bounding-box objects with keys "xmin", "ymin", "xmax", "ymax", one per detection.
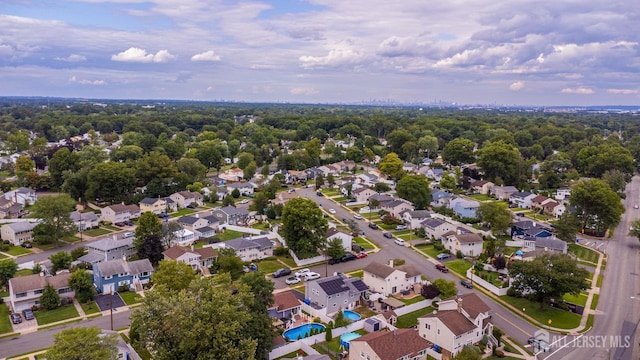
[
  {"xmin": 225, "ymin": 236, "xmax": 271, "ymax": 251},
  {"xmin": 454, "ymin": 233, "xmax": 483, "ymax": 244},
  {"xmin": 5, "ymin": 221, "xmax": 37, "ymax": 232},
  {"xmin": 178, "ymin": 215, "xmax": 199, "ymax": 225},
  {"xmin": 127, "ymin": 259, "xmax": 154, "ymax": 275},
  {"xmin": 458, "ymin": 293, "xmax": 491, "ymax": 319},
  {"xmin": 162, "ymin": 245, "xmax": 190, "ymax": 260},
  {"xmin": 363, "ymin": 262, "xmax": 396, "ymax": 278},
  {"xmin": 196, "ymin": 247, "xmax": 217, "ymax": 258},
  {"xmin": 407, "ymin": 210, "xmax": 432, "ymax": 218},
  {"xmin": 219, "ymin": 206, "xmax": 249, "ymax": 216},
  {"xmin": 87, "ymin": 237, "xmax": 133, "ymax": 251},
  {"xmin": 9, "ymin": 272, "xmax": 72, "ymax": 294},
  {"xmin": 430, "ymin": 310, "xmax": 477, "ymax": 335},
  {"xmin": 535, "ymin": 237, "xmax": 567, "ymax": 252},
  {"xmin": 396, "ymin": 264, "xmax": 421, "ymax": 278},
  {"xmin": 422, "ymin": 218, "xmax": 446, "ymax": 228},
  {"xmin": 140, "ymin": 197, "xmax": 162, "ymax": 205},
  {"xmin": 273, "ymin": 291, "xmax": 301, "ymax": 311},
  {"xmin": 70, "ymin": 211, "xmax": 98, "ymax": 222},
  {"xmin": 511, "ymin": 191, "xmax": 533, "ymax": 198},
  {"xmin": 96, "ymin": 259, "xmax": 152, "ymax": 278},
  {"xmin": 351, "ymin": 329, "xmax": 430, "ymax": 359}
]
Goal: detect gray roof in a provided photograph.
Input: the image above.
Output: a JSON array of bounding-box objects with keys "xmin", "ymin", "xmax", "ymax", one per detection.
[
  {"xmin": 511, "ymin": 191, "xmax": 533, "ymax": 199},
  {"xmin": 140, "ymin": 197, "xmax": 162, "ymax": 205},
  {"xmin": 407, "ymin": 210, "xmax": 432, "ymax": 219},
  {"xmin": 178, "ymin": 215, "xmax": 199, "ymax": 225},
  {"xmin": 70, "ymin": 210, "xmax": 98, "ymax": 222},
  {"xmin": 535, "ymin": 237, "xmax": 567, "ymax": 252},
  {"xmin": 363, "ymin": 262, "xmax": 396, "ymax": 278},
  {"xmin": 421, "ymin": 218, "xmax": 446, "ymax": 228},
  {"xmin": 201, "ymin": 215, "xmax": 219, "ymax": 224},
  {"xmin": 87, "ymin": 236, "xmax": 133, "ymax": 251},
  {"xmin": 196, "ymin": 226, "xmax": 215, "ymax": 233},
  {"xmin": 9, "ymin": 272, "xmax": 71, "ymax": 294},
  {"xmin": 225, "ymin": 236, "xmax": 272, "ymax": 251},
  {"xmin": 369, "ymin": 194, "xmax": 394, "ymax": 202},
  {"xmin": 227, "ymin": 182, "xmax": 255, "ymax": 188},
  {"xmin": 382, "ymin": 199, "xmax": 409, "ymax": 208},
  {"xmin": 78, "ymin": 253, "xmax": 105, "ymax": 264},
  {"xmin": 96, "ymin": 258, "xmax": 153, "ymax": 278},
  {"xmin": 127, "ymin": 259, "xmax": 154, "ymax": 275},
  {"xmin": 5, "ymin": 221, "xmax": 38, "ymax": 232},
  {"xmin": 219, "ymin": 206, "xmax": 249, "ymax": 216}
]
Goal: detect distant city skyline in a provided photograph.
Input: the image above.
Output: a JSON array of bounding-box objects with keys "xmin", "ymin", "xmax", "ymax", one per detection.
[{"xmin": 0, "ymin": 0, "xmax": 638, "ymax": 106}]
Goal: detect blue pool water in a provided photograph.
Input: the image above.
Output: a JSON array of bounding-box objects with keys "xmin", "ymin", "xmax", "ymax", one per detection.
[
  {"xmin": 343, "ymin": 310, "xmax": 361, "ymax": 321},
  {"xmin": 283, "ymin": 323, "xmax": 326, "ymax": 341},
  {"xmin": 340, "ymin": 332, "xmax": 361, "ymax": 348}
]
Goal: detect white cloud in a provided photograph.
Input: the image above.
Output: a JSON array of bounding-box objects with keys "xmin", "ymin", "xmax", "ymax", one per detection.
[
  {"xmin": 299, "ymin": 44, "xmax": 363, "ymax": 69},
  {"xmin": 561, "ymin": 86, "xmax": 594, "ymax": 94},
  {"xmin": 111, "ymin": 47, "xmax": 175, "ymax": 63},
  {"xmin": 69, "ymin": 75, "xmax": 106, "ymax": 85},
  {"xmin": 55, "ymin": 54, "xmax": 86, "ymax": 62},
  {"xmin": 290, "ymin": 87, "xmax": 319, "ymax": 95},
  {"xmin": 509, "ymin": 81, "xmax": 525, "ymax": 91},
  {"xmin": 191, "ymin": 50, "xmax": 221, "ymax": 62},
  {"xmin": 606, "ymin": 89, "xmax": 639, "ymax": 95}
]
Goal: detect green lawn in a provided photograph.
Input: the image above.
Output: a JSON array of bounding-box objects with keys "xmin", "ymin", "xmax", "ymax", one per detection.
[
  {"xmin": 590, "ymin": 294, "xmax": 599, "ymax": 310},
  {"xmin": 393, "ymin": 230, "xmax": 411, "ymax": 235},
  {"xmin": 348, "ymin": 270, "xmax": 363, "ymax": 278},
  {"xmin": 446, "ymin": 259, "xmax": 473, "ymax": 275},
  {"xmin": 396, "ymin": 306, "xmax": 434, "ymax": 328},
  {"xmin": 34, "ymin": 242, "xmax": 59, "ymax": 250},
  {"xmin": 377, "ymin": 223, "xmax": 396, "ymax": 230},
  {"xmin": 119, "ymin": 291, "xmax": 143, "ymax": 305},
  {"xmin": 398, "ymin": 233, "xmax": 423, "ymax": 241},
  {"xmin": 0, "ymin": 304, "xmax": 12, "ymax": 334},
  {"xmin": 332, "ymin": 196, "xmax": 348, "ymax": 202},
  {"xmin": 353, "ymin": 237, "xmax": 375, "ymax": 250},
  {"xmin": 568, "ymin": 244, "xmax": 599, "ymax": 264},
  {"xmin": 397, "ymin": 295, "xmax": 426, "ymax": 305},
  {"xmin": 0, "ymin": 253, "xmax": 6, "ymax": 259},
  {"xmin": 219, "ymin": 229, "xmax": 244, "ymax": 241},
  {"xmin": 62, "ymin": 235, "xmax": 82, "ymax": 243},
  {"xmin": 253, "ymin": 259, "xmax": 286, "ymax": 274},
  {"xmin": 501, "ymin": 296, "xmax": 581, "ymax": 329},
  {"xmin": 83, "ymin": 228, "xmax": 112, "ymax": 237},
  {"xmin": 35, "ymin": 304, "xmax": 80, "ymax": 325},
  {"xmin": 596, "ymin": 274, "xmax": 603, "ymax": 288},
  {"xmin": 467, "ymin": 194, "xmax": 494, "ymax": 201},
  {"xmin": 321, "ymin": 189, "xmax": 341, "ymax": 196},
  {"xmin": 102, "ymin": 224, "xmax": 121, "ymax": 231},
  {"xmin": 15, "ymin": 268, "xmax": 34, "ymax": 277},
  {"xmin": 414, "ymin": 243, "xmax": 443, "ymax": 259},
  {"xmin": 80, "ymin": 301, "xmax": 101, "ymax": 315},
  {"xmin": 169, "ymin": 209, "xmax": 197, "ymax": 218},
  {"xmin": 4, "ymin": 246, "xmax": 32, "ymax": 256},
  {"xmin": 563, "ymin": 292, "xmax": 588, "ymax": 307}
]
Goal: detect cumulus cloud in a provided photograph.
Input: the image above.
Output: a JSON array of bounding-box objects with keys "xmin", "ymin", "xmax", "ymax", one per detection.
[
  {"xmin": 290, "ymin": 87, "xmax": 319, "ymax": 95},
  {"xmin": 606, "ymin": 89, "xmax": 639, "ymax": 95},
  {"xmin": 55, "ymin": 54, "xmax": 86, "ymax": 62},
  {"xmin": 299, "ymin": 44, "xmax": 362, "ymax": 69},
  {"xmin": 509, "ymin": 81, "xmax": 525, "ymax": 91},
  {"xmin": 561, "ymin": 86, "xmax": 594, "ymax": 94},
  {"xmin": 190, "ymin": 50, "xmax": 221, "ymax": 62},
  {"xmin": 69, "ymin": 75, "xmax": 106, "ymax": 85},
  {"xmin": 111, "ymin": 47, "xmax": 175, "ymax": 63}
]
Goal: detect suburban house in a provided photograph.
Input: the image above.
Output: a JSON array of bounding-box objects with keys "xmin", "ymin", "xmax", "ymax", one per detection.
[
  {"xmin": 531, "ymin": 195, "xmax": 555, "ymax": 211},
  {"xmin": 172, "ymin": 228, "xmax": 197, "ymax": 247},
  {"xmin": 421, "ymin": 218, "xmax": 454, "ymax": 240},
  {"xmin": 268, "ymin": 290, "xmax": 303, "ymax": 326},
  {"xmin": 402, "ymin": 210, "xmax": 432, "ymax": 229},
  {"xmin": 210, "ymin": 236, "xmax": 273, "ymax": 262},
  {"xmin": 511, "ymin": 220, "xmax": 553, "ymax": 238},
  {"xmin": 176, "ymin": 215, "xmax": 216, "ymax": 239},
  {"xmin": 352, "ymin": 187, "xmax": 378, "ymax": 203},
  {"xmin": 211, "ymin": 206, "xmax": 249, "ymax": 225},
  {"xmin": 70, "ymin": 210, "xmax": 99, "ymax": 231},
  {"xmin": 163, "ymin": 245, "xmax": 217, "ymax": 272},
  {"xmin": 424, "ymin": 168, "xmax": 444, "ymax": 182},
  {"xmin": 103, "ymin": 329, "xmax": 144, "ymax": 360},
  {"xmin": 443, "ymin": 232, "xmax": 484, "ymax": 257},
  {"xmin": 554, "ymin": 188, "xmax": 571, "ymax": 201},
  {"xmin": 470, "ymin": 180, "xmax": 494, "ymax": 194},
  {"xmin": 4, "ymin": 187, "xmax": 37, "ymax": 206},
  {"xmin": 431, "ymin": 189, "xmax": 453, "ymax": 207},
  {"xmin": 93, "ymin": 258, "xmax": 154, "ymax": 293},
  {"xmin": 139, "ymin": 197, "xmax": 171, "ymax": 215},
  {"xmin": 356, "ymin": 173, "xmax": 379, "ymax": 187},
  {"xmin": 100, "ymin": 204, "xmax": 140, "ymax": 224},
  {"xmin": 448, "ymin": 197, "xmax": 480, "ymax": 219},
  {"xmin": 551, "ymin": 203, "xmax": 566, "ymax": 218},
  {"xmin": 418, "ymin": 293, "xmax": 493, "ymax": 359},
  {"xmin": 8, "ymin": 272, "xmax": 74, "ymax": 312},
  {"xmin": 379, "ymin": 199, "xmax": 414, "ymax": 218},
  {"xmin": 0, "ymin": 197, "xmax": 25, "ymax": 219},
  {"xmin": 362, "ymin": 261, "xmax": 422, "ymax": 296},
  {"xmin": 271, "ymin": 191, "xmax": 299, "ymax": 205},
  {"xmin": 522, "ymin": 236, "xmax": 568, "ymax": 254},
  {"xmin": 326, "ymin": 227, "xmax": 353, "ymax": 252},
  {"xmin": 0, "ymin": 221, "xmax": 38, "ymax": 246},
  {"xmin": 374, "ymin": 309, "xmax": 398, "ymax": 327},
  {"xmin": 218, "ymin": 167, "xmax": 244, "ymax": 182},
  {"xmin": 509, "ymin": 192, "xmax": 536, "ymax": 209},
  {"xmin": 169, "ymin": 190, "xmax": 204, "ymax": 208},
  {"xmin": 368, "ymin": 193, "xmax": 394, "ymax": 207},
  {"xmin": 491, "ymin": 185, "xmax": 518, "ymax": 201},
  {"xmin": 304, "ymin": 274, "xmax": 369, "ymax": 314},
  {"xmin": 349, "ymin": 328, "xmax": 431, "ymax": 360},
  {"xmin": 78, "ymin": 235, "xmax": 135, "ymax": 264}
]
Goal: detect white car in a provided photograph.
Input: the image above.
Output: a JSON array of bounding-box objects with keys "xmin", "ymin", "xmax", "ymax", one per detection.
[
  {"xmin": 329, "ymin": 208, "xmax": 337, "ymax": 214},
  {"xmin": 240, "ymin": 199, "xmax": 249, "ymax": 204},
  {"xmin": 285, "ymin": 277, "xmax": 301, "ymax": 285},
  {"xmin": 394, "ymin": 238, "xmax": 406, "ymax": 246},
  {"xmin": 304, "ymin": 272, "xmax": 321, "ymax": 281},
  {"xmin": 295, "ymin": 268, "xmax": 310, "ymax": 277},
  {"xmin": 353, "ymin": 214, "xmax": 363, "ymax": 220},
  {"xmin": 395, "ymin": 225, "xmax": 407, "ymax": 230},
  {"xmin": 634, "ymin": 204, "xmax": 639, "ymax": 209}
]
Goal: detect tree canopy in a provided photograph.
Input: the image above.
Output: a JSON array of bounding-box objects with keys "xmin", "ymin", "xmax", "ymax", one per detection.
[
  {"xmin": 281, "ymin": 197, "xmax": 328, "ymax": 259},
  {"xmin": 570, "ymin": 179, "xmax": 624, "ymax": 234},
  {"xmin": 152, "ymin": 260, "xmax": 197, "ymax": 292},
  {"xmin": 45, "ymin": 326, "xmax": 118, "ymax": 360},
  {"xmin": 31, "ymin": 194, "xmax": 76, "ymax": 247},
  {"xmin": 396, "ymin": 174, "xmax": 431, "ymax": 210}
]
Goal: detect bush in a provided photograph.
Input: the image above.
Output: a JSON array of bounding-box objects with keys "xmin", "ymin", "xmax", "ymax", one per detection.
[
  {"xmin": 506, "ymin": 287, "xmax": 518, "ymax": 297},
  {"xmin": 274, "ymin": 247, "xmax": 289, "ymax": 256},
  {"xmin": 494, "ymin": 349, "xmax": 505, "ymax": 357},
  {"xmin": 434, "ymin": 242, "xmax": 445, "ymax": 251},
  {"xmin": 393, "ymin": 258, "xmax": 405, "ymax": 266},
  {"xmin": 118, "ymin": 285, "xmax": 130, "ymax": 292},
  {"xmin": 456, "ymin": 250, "xmax": 463, "ymax": 259},
  {"xmin": 0, "ymin": 243, "xmax": 9, "ymax": 252}
]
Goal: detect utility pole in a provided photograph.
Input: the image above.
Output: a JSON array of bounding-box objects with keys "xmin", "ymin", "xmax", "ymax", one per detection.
[{"xmin": 110, "ymin": 289, "xmax": 114, "ymax": 331}]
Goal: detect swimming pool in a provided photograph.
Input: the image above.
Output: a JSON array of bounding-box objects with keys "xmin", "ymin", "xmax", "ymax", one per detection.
[
  {"xmin": 283, "ymin": 323, "xmax": 326, "ymax": 341},
  {"xmin": 343, "ymin": 310, "xmax": 362, "ymax": 321}
]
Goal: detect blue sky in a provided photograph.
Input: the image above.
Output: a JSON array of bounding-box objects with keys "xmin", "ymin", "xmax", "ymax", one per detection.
[{"xmin": 0, "ymin": 0, "xmax": 638, "ymax": 105}]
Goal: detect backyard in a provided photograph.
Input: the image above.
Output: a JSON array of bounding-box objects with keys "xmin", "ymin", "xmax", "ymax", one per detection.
[
  {"xmin": 217, "ymin": 229, "xmax": 244, "ymax": 241},
  {"xmin": 396, "ymin": 306, "xmax": 435, "ymax": 328}
]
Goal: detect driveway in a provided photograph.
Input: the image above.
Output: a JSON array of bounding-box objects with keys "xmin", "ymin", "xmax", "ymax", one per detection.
[{"xmin": 94, "ymin": 293, "xmax": 126, "ymax": 311}]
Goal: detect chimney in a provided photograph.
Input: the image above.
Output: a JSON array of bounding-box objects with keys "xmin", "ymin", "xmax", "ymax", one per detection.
[
  {"xmin": 195, "ymin": 213, "xmax": 199, "ymax": 218},
  {"xmin": 389, "ymin": 259, "xmax": 394, "ymax": 268},
  {"xmin": 191, "ymin": 244, "xmax": 195, "ymax": 251},
  {"xmin": 457, "ymin": 298, "xmax": 463, "ymax": 313}
]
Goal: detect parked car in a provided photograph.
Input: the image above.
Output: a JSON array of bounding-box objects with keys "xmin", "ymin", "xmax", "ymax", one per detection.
[
  {"xmin": 352, "ymin": 244, "xmax": 365, "ymax": 252},
  {"xmin": 304, "ymin": 272, "xmax": 321, "ymax": 281},
  {"xmin": 383, "ymin": 232, "xmax": 393, "ymax": 239},
  {"xmin": 368, "ymin": 223, "xmax": 378, "ymax": 230},
  {"xmin": 273, "ymin": 268, "xmax": 292, "ymax": 278},
  {"xmin": 436, "ymin": 253, "xmax": 451, "ymax": 260},
  {"xmin": 239, "ymin": 199, "xmax": 249, "ymax": 204},
  {"xmin": 328, "ymin": 258, "xmax": 342, "ymax": 265},
  {"xmin": 355, "ymin": 252, "xmax": 368, "ymax": 259},
  {"xmin": 124, "ymin": 220, "xmax": 134, "ymax": 226},
  {"xmin": 295, "ymin": 268, "xmax": 311, "ymax": 277},
  {"xmin": 341, "ymin": 253, "xmax": 357, "ymax": 262},
  {"xmin": 21, "ymin": 242, "xmax": 32, "ymax": 248},
  {"xmin": 353, "ymin": 214, "xmax": 363, "ymax": 220},
  {"xmin": 395, "ymin": 225, "xmax": 407, "ymax": 230},
  {"xmin": 635, "ymin": 204, "xmax": 639, "ymax": 209},
  {"xmin": 316, "ymin": 191, "xmax": 324, "ymax": 197},
  {"xmin": 527, "ymin": 337, "xmax": 551, "ymax": 352},
  {"xmin": 115, "ymin": 222, "xmax": 126, "ymax": 227},
  {"xmin": 329, "ymin": 208, "xmax": 336, "ymax": 214},
  {"xmin": 186, "ymin": 203, "xmax": 197, "ymax": 209},
  {"xmin": 10, "ymin": 313, "xmax": 22, "ymax": 324},
  {"xmin": 22, "ymin": 309, "xmax": 34, "ymax": 320},
  {"xmin": 436, "ymin": 264, "xmax": 449, "ymax": 273},
  {"xmin": 394, "ymin": 238, "xmax": 405, "ymax": 246},
  {"xmin": 285, "ymin": 276, "xmax": 301, "ymax": 285},
  {"xmin": 460, "ymin": 279, "xmax": 473, "ymax": 289}
]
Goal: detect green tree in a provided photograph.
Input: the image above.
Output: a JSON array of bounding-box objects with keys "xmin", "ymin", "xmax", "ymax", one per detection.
[
  {"xmin": 49, "ymin": 251, "xmax": 72, "ymax": 274},
  {"xmin": 0, "ymin": 260, "xmax": 18, "ymax": 287},
  {"xmin": 509, "ymin": 253, "xmax": 589, "ymax": 308},
  {"xmin": 396, "ymin": 174, "xmax": 431, "ymax": 210},
  {"xmin": 7, "ymin": 131, "xmax": 30, "ymax": 152},
  {"xmin": 601, "ymin": 169, "xmax": 629, "ymax": 194},
  {"xmin": 374, "ymin": 182, "xmax": 391, "ymax": 193},
  {"xmin": 442, "ymin": 138, "xmax": 475, "ymax": 165},
  {"xmin": 69, "ymin": 269, "xmax": 96, "ymax": 303},
  {"xmin": 232, "ymin": 188, "xmax": 241, "ymax": 198},
  {"xmin": 134, "ymin": 212, "xmax": 165, "ymax": 265},
  {"xmin": 15, "ymin": 154, "xmax": 35, "ymax": 183},
  {"xmin": 249, "ymin": 193, "xmax": 269, "ymax": 215},
  {"xmin": 176, "ymin": 158, "xmax": 207, "ymax": 183},
  {"xmin": 32, "ymin": 223, "xmax": 57, "ymax": 245},
  {"xmin": 418, "ymin": 135, "xmax": 439, "ymax": 159},
  {"xmin": 223, "ymin": 194, "xmax": 236, "ymax": 207},
  {"xmin": 439, "ymin": 173, "xmax": 458, "ymax": 191},
  {"xmin": 237, "ymin": 152, "xmax": 255, "ymax": 170},
  {"xmin": 432, "ymin": 278, "xmax": 457, "ymax": 299},
  {"xmin": 152, "ymin": 260, "xmax": 197, "ymax": 292},
  {"xmin": 282, "ymin": 198, "xmax": 328, "ymax": 259},
  {"xmin": 239, "ymin": 272, "xmax": 276, "ymax": 359},
  {"xmin": 453, "ymin": 345, "xmax": 482, "ymax": 360},
  {"xmin": 570, "ymin": 179, "xmax": 624, "ymax": 234},
  {"xmin": 214, "ymin": 248, "xmax": 245, "ymax": 279},
  {"xmin": 70, "ymin": 246, "xmax": 87, "ymax": 261},
  {"xmin": 244, "ymin": 161, "xmax": 257, "ymax": 181},
  {"xmin": 48, "ymin": 148, "xmax": 80, "ymax": 189},
  {"xmin": 476, "ymin": 141, "xmax": 522, "ymax": 185},
  {"xmin": 315, "ymin": 173, "xmax": 325, "ymax": 189},
  {"xmin": 628, "ymin": 219, "xmax": 640, "ymax": 241},
  {"xmin": 327, "ymin": 173, "xmax": 336, "ymax": 186},
  {"xmin": 136, "ymin": 151, "xmax": 178, "ymax": 186},
  {"xmin": 378, "ymin": 152, "xmax": 404, "ymax": 180},
  {"xmin": 131, "ymin": 275, "xmax": 260, "ymax": 360},
  {"xmin": 45, "ymin": 326, "xmax": 118, "ymax": 360},
  {"xmin": 477, "ymin": 202, "xmax": 512, "ymax": 234},
  {"xmin": 326, "ymin": 238, "xmax": 346, "ymax": 260},
  {"xmin": 86, "ymin": 162, "xmax": 136, "ymax": 204},
  {"xmin": 40, "ymin": 284, "xmax": 61, "ymax": 310},
  {"xmin": 554, "ymin": 213, "xmax": 580, "ymax": 243}
]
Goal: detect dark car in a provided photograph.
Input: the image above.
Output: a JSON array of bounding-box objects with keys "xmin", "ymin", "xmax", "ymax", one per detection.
[
  {"xmin": 115, "ymin": 222, "xmax": 126, "ymax": 227},
  {"xmin": 383, "ymin": 232, "xmax": 393, "ymax": 238},
  {"xmin": 435, "ymin": 264, "xmax": 449, "ymax": 273},
  {"xmin": 352, "ymin": 244, "xmax": 365, "ymax": 252},
  {"xmin": 316, "ymin": 191, "xmax": 324, "ymax": 197},
  {"xmin": 272, "ymin": 268, "xmax": 292, "ymax": 278},
  {"xmin": 22, "ymin": 309, "xmax": 35, "ymax": 320},
  {"xmin": 368, "ymin": 223, "xmax": 379, "ymax": 230},
  {"xmin": 21, "ymin": 242, "xmax": 32, "ymax": 248},
  {"xmin": 124, "ymin": 220, "xmax": 134, "ymax": 226},
  {"xmin": 10, "ymin": 313, "xmax": 22, "ymax": 324},
  {"xmin": 460, "ymin": 280, "xmax": 473, "ymax": 289},
  {"xmin": 328, "ymin": 258, "xmax": 342, "ymax": 265},
  {"xmin": 341, "ymin": 253, "xmax": 357, "ymax": 262}
]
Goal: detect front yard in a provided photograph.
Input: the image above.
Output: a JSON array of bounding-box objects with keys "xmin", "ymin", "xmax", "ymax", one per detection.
[
  {"xmin": 500, "ymin": 296, "xmax": 581, "ymax": 329},
  {"xmin": 414, "ymin": 243, "xmax": 443, "ymax": 259},
  {"xmin": 2, "ymin": 245, "xmax": 32, "ymax": 256},
  {"xmin": 0, "ymin": 304, "xmax": 12, "ymax": 334},
  {"xmin": 80, "ymin": 301, "xmax": 101, "ymax": 315},
  {"xmin": 82, "ymin": 228, "xmax": 113, "ymax": 237},
  {"xmin": 568, "ymin": 244, "xmax": 599, "ymax": 264},
  {"xmin": 169, "ymin": 208, "xmax": 197, "ymax": 218},
  {"xmin": 35, "ymin": 304, "xmax": 80, "ymax": 326},
  {"xmin": 119, "ymin": 291, "xmax": 144, "ymax": 305},
  {"xmin": 352, "ymin": 236, "xmax": 375, "ymax": 250},
  {"xmin": 446, "ymin": 259, "xmax": 473, "ymax": 275}
]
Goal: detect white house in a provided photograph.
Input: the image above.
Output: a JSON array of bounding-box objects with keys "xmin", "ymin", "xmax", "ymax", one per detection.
[
  {"xmin": 326, "ymin": 227, "xmax": 353, "ymax": 252},
  {"xmin": 402, "ymin": 210, "xmax": 432, "ymax": 229},
  {"xmin": 4, "ymin": 187, "xmax": 37, "ymax": 206},
  {"xmin": 362, "ymin": 261, "xmax": 421, "ymax": 296},
  {"xmin": 443, "ymin": 232, "xmax": 484, "ymax": 257},
  {"xmin": 509, "ymin": 192, "xmax": 536, "ymax": 209},
  {"xmin": 70, "ymin": 210, "xmax": 99, "ymax": 231},
  {"xmin": 421, "ymin": 218, "xmax": 454, "ymax": 240},
  {"xmin": 379, "ymin": 199, "xmax": 414, "ymax": 218},
  {"xmin": 163, "ymin": 245, "xmax": 217, "ymax": 271},
  {"xmin": 418, "ymin": 293, "xmax": 493, "ymax": 359},
  {"xmin": 172, "ymin": 228, "xmax": 196, "ymax": 247},
  {"xmin": 100, "ymin": 204, "xmax": 140, "ymax": 224},
  {"xmin": 554, "ymin": 188, "xmax": 571, "ymax": 201},
  {"xmin": 208, "ymin": 236, "xmax": 273, "ymax": 262},
  {"xmin": 0, "ymin": 221, "xmax": 38, "ymax": 246}
]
